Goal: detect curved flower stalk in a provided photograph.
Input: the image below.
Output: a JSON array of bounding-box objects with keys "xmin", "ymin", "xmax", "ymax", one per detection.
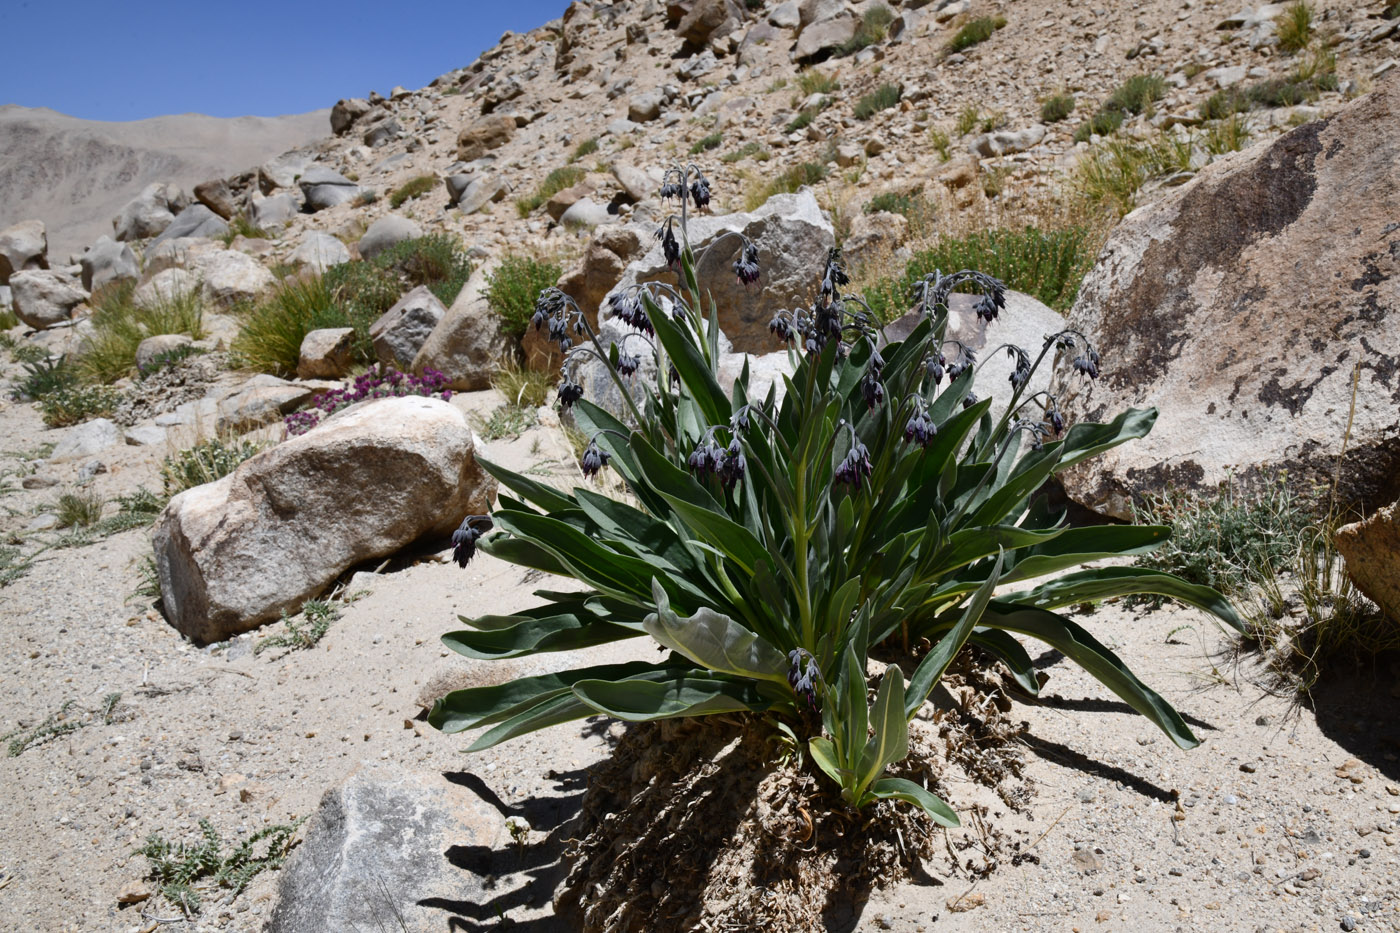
[{"xmin": 431, "ymin": 166, "xmax": 1242, "ymax": 827}]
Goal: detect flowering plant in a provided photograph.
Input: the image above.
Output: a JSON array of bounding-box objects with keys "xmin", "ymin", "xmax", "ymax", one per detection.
[
  {"xmin": 283, "ymin": 365, "xmax": 452, "ymax": 436},
  {"xmin": 432, "ymin": 165, "xmax": 1240, "ymax": 824}
]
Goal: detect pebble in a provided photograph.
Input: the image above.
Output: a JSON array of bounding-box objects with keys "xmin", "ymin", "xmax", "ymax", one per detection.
[{"xmin": 1341, "ymin": 917, "xmax": 1356, "ymax": 931}]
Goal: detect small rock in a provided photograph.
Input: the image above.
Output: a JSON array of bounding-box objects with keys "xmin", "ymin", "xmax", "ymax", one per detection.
[{"xmin": 116, "ymin": 880, "xmax": 152, "ymax": 904}]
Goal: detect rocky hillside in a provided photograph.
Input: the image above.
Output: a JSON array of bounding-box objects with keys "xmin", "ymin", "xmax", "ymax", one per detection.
[{"xmin": 0, "ymin": 105, "xmax": 326, "ymax": 259}]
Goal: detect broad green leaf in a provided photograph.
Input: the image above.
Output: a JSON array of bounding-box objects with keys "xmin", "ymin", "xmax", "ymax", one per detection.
[
  {"xmin": 858, "ymin": 666, "xmax": 909, "ymax": 793},
  {"xmin": 923, "ymin": 526, "xmax": 1063, "ymax": 579},
  {"xmin": 572, "ymin": 673, "xmax": 772, "ymax": 721},
  {"xmin": 492, "ymin": 511, "xmax": 681, "ymax": 603},
  {"xmin": 1003, "ymin": 566, "xmax": 1243, "ymax": 631},
  {"xmin": 980, "ymin": 601, "xmax": 1199, "ymax": 748},
  {"xmin": 648, "ymin": 294, "xmax": 730, "ymax": 427},
  {"xmin": 808, "ymin": 736, "xmax": 846, "ymax": 785},
  {"xmin": 906, "ymin": 550, "xmax": 1005, "ymax": 718},
  {"xmin": 1055, "ymin": 407, "xmax": 1157, "ymax": 472},
  {"xmin": 465, "ymin": 693, "xmax": 596, "ymax": 751},
  {"xmin": 429, "ymin": 660, "xmax": 665, "ymax": 732},
  {"xmin": 476, "ymin": 455, "xmax": 576, "ymax": 513},
  {"xmin": 967, "ymin": 628, "xmax": 1041, "ymax": 696},
  {"xmin": 478, "ymin": 536, "xmax": 570, "ymax": 577},
  {"xmin": 644, "ymin": 580, "xmax": 789, "ymax": 684},
  {"xmin": 442, "ymin": 614, "xmax": 643, "ymax": 660},
  {"xmin": 994, "ymin": 525, "xmax": 1171, "ymax": 585},
  {"xmin": 868, "ymin": 777, "xmax": 960, "ymax": 827}
]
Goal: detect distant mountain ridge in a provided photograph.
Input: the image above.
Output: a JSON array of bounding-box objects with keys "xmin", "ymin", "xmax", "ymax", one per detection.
[{"xmin": 0, "ymin": 104, "xmax": 329, "ymax": 259}]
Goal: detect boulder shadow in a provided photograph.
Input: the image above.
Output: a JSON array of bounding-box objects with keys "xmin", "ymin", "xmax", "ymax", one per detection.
[{"xmin": 1307, "ymin": 656, "xmax": 1400, "ymax": 782}]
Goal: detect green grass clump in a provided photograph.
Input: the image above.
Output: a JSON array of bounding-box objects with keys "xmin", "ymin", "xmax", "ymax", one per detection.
[
  {"xmin": 221, "ymin": 216, "xmax": 269, "ymax": 244},
  {"xmin": 1074, "ymin": 74, "xmax": 1165, "ymax": 141},
  {"xmin": 785, "ymin": 106, "xmax": 823, "ymax": 133},
  {"xmin": 492, "ymin": 361, "xmax": 554, "ymax": 407},
  {"xmin": 37, "ymin": 385, "xmax": 122, "ymax": 427},
  {"xmin": 388, "ymin": 174, "xmax": 436, "ymax": 208},
  {"xmin": 55, "ymin": 489, "xmax": 105, "ymax": 529},
  {"xmin": 721, "ymin": 142, "xmax": 771, "ymax": 164},
  {"xmin": 863, "ymin": 226, "xmax": 1101, "ymax": 322},
  {"xmin": 954, "ymin": 105, "xmax": 980, "ymax": 136},
  {"xmin": 947, "ymin": 16, "xmax": 1006, "ymax": 53},
  {"xmin": 17, "ymin": 355, "xmax": 76, "ymax": 399},
  {"xmin": 234, "ymin": 235, "xmax": 470, "ymax": 375},
  {"xmin": 1071, "ymin": 135, "xmax": 1194, "ymax": 216},
  {"xmin": 571, "ymin": 137, "xmax": 600, "ymax": 162},
  {"xmin": 853, "ymin": 83, "xmax": 902, "ymax": 120},
  {"xmin": 0, "ymin": 307, "xmax": 18, "ymax": 330},
  {"xmin": 745, "ymin": 162, "xmax": 829, "ymax": 210},
  {"xmin": 255, "ymin": 600, "xmax": 339, "ymax": 655},
  {"xmin": 837, "ymin": 4, "xmax": 895, "ymax": 56},
  {"xmin": 0, "ymin": 546, "xmax": 34, "ymax": 588},
  {"xmin": 1277, "ymin": 1, "xmax": 1313, "ymax": 53},
  {"xmin": 797, "ymin": 69, "xmax": 840, "ymax": 96},
  {"xmin": 161, "ymin": 436, "xmax": 265, "ymax": 496},
  {"xmin": 1202, "ymin": 114, "xmax": 1251, "ymax": 156},
  {"xmin": 137, "ymin": 817, "xmax": 303, "ymax": 916},
  {"xmin": 480, "ymin": 404, "xmax": 538, "ymax": 439},
  {"xmin": 77, "ymin": 282, "xmax": 205, "ymax": 384},
  {"xmin": 1200, "ymin": 51, "xmax": 1336, "ymax": 120},
  {"xmin": 928, "ymin": 127, "xmax": 951, "ymax": 161},
  {"xmin": 689, "ymin": 132, "xmax": 723, "ymax": 155},
  {"xmin": 516, "ymin": 166, "xmax": 587, "ymax": 217},
  {"xmin": 1040, "ymin": 92, "xmax": 1076, "ymax": 123},
  {"xmin": 485, "ymin": 255, "xmax": 564, "ymax": 340}
]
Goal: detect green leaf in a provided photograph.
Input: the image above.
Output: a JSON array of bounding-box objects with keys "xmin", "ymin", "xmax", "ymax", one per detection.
[
  {"xmin": 868, "ymin": 777, "xmax": 960, "ymax": 827},
  {"xmin": 967, "ymin": 628, "xmax": 1041, "ymax": 696},
  {"xmin": 442, "ymin": 614, "xmax": 643, "ymax": 660},
  {"xmin": 429, "ymin": 660, "xmax": 665, "ymax": 732},
  {"xmin": 980, "ymin": 602, "xmax": 1200, "ymax": 748},
  {"xmin": 644, "ymin": 580, "xmax": 789, "ymax": 684},
  {"xmin": 1055, "ymin": 407, "xmax": 1157, "ymax": 472},
  {"xmin": 906, "ymin": 550, "xmax": 1004, "ymax": 718},
  {"xmin": 572, "ymin": 672, "xmax": 772, "ymax": 721},
  {"xmin": 492, "ymin": 511, "xmax": 678, "ymax": 602},
  {"xmin": 858, "ymin": 666, "xmax": 909, "ymax": 793},
  {"xmin": 994, "ymin": 525, "xmax": 1171, "ymax": 585},
  {"xmin": 648, "ymin": 294, "xmax": 730, "ymax": 428},
  {"xmin": 477, "ymin": 536, "xmax": 571, "ymax": 577},
  {"xmin": 465, "ymin": 693, "xmax": 596, "ymax": 752},
  {"xmin": 808, "ymin": 735, "xmax": 846, "ymax": 786},
  {"xmin": 476, "ymin": 455, "xmax": 576, "ymax": 513},
  {"xmin": 1003, "ymin": 567, "xmax": 1242, "ymax": 631}
]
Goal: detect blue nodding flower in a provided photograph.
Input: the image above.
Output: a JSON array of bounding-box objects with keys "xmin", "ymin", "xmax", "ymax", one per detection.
[
  {"xmin": 687, "ymin": 436, "xmax": 724, "ymax": 476},
  {"xmin": 1073, "ymin": 348, "xmax": 1101, "ymax": 380},
  {"xmin": 657, "ymin": 220, "xmax": 681, "ymax": 268},
  {"xmin": 963, "ymin": 391, "xmax": 979, "ymax": 410},
  {"xmin": 1045, "ymin": 407, "xmax": 1065, "ymax": 435},
  {"xmin": 860, "ymin": 370, "xmax": 885, "ymax": 411},
  {"xmin": 689, "ymin": 177, "xmax": 711, "ymax": 210},
  {"xmin": 616, "ymin": 352, "xmax": 642, "ymax": 377},
  {"xmin": 787, "ymin": 648, "xmax": 821, "ymax": 711},
  {"xmin": 925, "ymin": 352, "xmax": 946, "ymax": 384},
  {"xmin": 452, "ymin": 515, "xmax": 493, "ymax": 568},
  {"xmin": 835, "ymin": 440, "xmax": 874, "ymax": 490},
  {"xmin": 580, "ymin": 438, "xmax": 611, "ymax": 477},
  {"xmin": 904, "ymin": 409, "xmax": 937, "ymax": 447},
  {"xmin": 769, "ymin": 312, "xmax": 795, "ymax": 343},
  {"xmin": 733, "ymin": 241, "xmax": 760, "ymax": 286},
  {"xmin": 719, "ymin": 438, "xmax": 746, "ymax": 488},
  {"xmin": 558, "ymin": 378, "xmax": 584, "ymax": 410}
]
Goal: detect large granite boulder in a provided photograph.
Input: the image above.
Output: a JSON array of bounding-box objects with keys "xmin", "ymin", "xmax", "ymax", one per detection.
[
  {"xmin": 330, "ymin": 98, "xmax": 372, "ymax": 136},
  {"xmin": 413, "ymin": 265, "xmax": 509, "ymax": 390},
  {"xmin": 371, "ymin": 284, "xmax": 447, "ymax": 369},
  {"xmin": 357, "ymin": 216, "xmax": 422, "ymax": 261},
  {"xmin": 112, "ymin": 183, "xmax": 188, "ymax": 242},
  {"xmin": 10, "ymin": 269, "xmax": 87, "ymax": 329},
  {"xmin": 0, "ymin": 219, "xmax": 49, "ymax": 285},
  {"xmin": 603, "ymin": 188, "xmax": 835, "ymax": 353},
  {"xmin": 1055, "ymin": 78, "xmax": 1400, "ymax": 519},
  {"xmin": 152, "ymin": 396, "xmax": 495, "ymax": 642},
  {"xmin": 456, "ymin": 115, "xmax": 516, "ymax": 161},
  {"xmin": 195, "ymin": 249, "xmax": 276, "ymax": 306},
  {"xmin": 289, "ymin": 232, "xmax": 350, "ymax": 274},
  {"xmin": 677, "ymin": 0, "xmax": 745, "ymax": 45},
  {"xmin": 523, "ymin": 226, "xmax": 645, "ymax": 371},
  {"xmin": 298, "ymin": 327, "xmax": 356, "ymax": 379},
  {"xmin": 79, "ymin": 236, "xmax": 138, "ymax": 296},
  {"xmin": 265, "ymin": 763, "xmax": 504, "ymax": 933},
  {"xmin": 299, "ymin": 165, "xmax": 361, "ymax": 212},
  {"xmin": 1335, "ymin": 500, "xmax": 1400, "ymax": 622},
  {"xmin": 152, "ymin": 204, "xmax": 229, "ymax": 246},
  {"xmin": 795, "ymin": 12, "xmax": 857, "ymax": 59},
  {"xmin": 259, "ymin": 151, "xmax": 316, "ymax": 193}
]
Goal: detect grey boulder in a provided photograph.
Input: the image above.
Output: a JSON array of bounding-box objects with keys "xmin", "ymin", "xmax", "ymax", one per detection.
[
  {"xmin": 560, "ymin": 198, "xmax": 613, "ymax": 228},
  {"xmin": 795, "ymin": 12, "xmax": 856, "ymax": 59},
  {"xmin": 298, "ymin": 165, "xmax": 361, "ymax": 212},
  {"xmin": 330, "ymin": 98, "xmax": 372, "ymax": 136},
  {"xmin": 252, "ymin": 192, "xmax": 302, "ymax": 228},
  {"xmin": 289, "ymin": 232, "xmax": 350, "ymax": 274},
  {"xmin": 50, "ymin": 418, "xmax": 123, "ymax": 462},
  {"xmin": 0, "ymin": 219, "xmax": 49, "ymax": 285},
  {"xmin": 413, "ymin": 264, "xmax": 509, "ymax": 391},
  {"xmin": 371, "ymin": 285, "xmax": 447, "ymax": 369},
  {"xmin": 152, "ymin": 204, "xmax": 229, "ymax": 246},
  {"xmin": 259, "ymin": 150, "xmax": 316, "ymax": 193},
  {"xmin": 1335, "ymin": 500, "xmax": 1400, "ymax": 623},
  {"xmin": 298, "ymin": 327, "xmax": 356, "ymax": 379},
  {"xmin": 78, "ymin": 236, "xmax": 138, "ymax": 296},
  {"xmin": 357, "ymin": 215, "xmax": 422, "ymax": 261},
  {"xmin": 112, "ymin": 183, "xmax": 188, "ymax": 241},
  {"xmin": 152, "ymin": 396, "xmax": 494, "ymax": 641},
  {"xmin": 10, "ymin": 269, "xmax": 88, "ymax": 329},
  {"xmin": 135, "ymin": 334, "xmax": 193, "ymax": 371},
  {"xmin": 968, "ymin": 125, "xmax": 1047, "ymax": 157}
]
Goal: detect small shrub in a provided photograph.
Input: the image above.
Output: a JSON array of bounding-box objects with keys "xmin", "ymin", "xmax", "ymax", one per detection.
[
  {"xmin": 1277, "ymin": 1, "xmax": 1313, "ymax": 53},
  {"xmin": 516, "ymin": 166, "xmax": 586, "ymax": 217},
  {"xmin": 721, "ymin": 142, "xmax": 770, "ymax": 164},
  {"xmin": 486, "ymin": 255, "xmax": 565, "ymax": 339},
  {"xmin": 137, "ymin": 344, "xmax": 201, "ymax": 380},
  {"xmin": 492, "ymin": 361, "xmax": 553, "ymax": 407},
  {"xmin": 1202, "ymin": 114, "xmax": 1251, "ymax": 155},
  {"xmin": 955, "ymin": 105, "xmax": 980, "ymax": 136},
  {"xmin": 785, "ymin": 105, "xmax": 823, "ymax": 133},
  {"xmin": 161, "ymin": 436, "xmax": 265, "ymax": 496},
  {"xmin": 1106, "ymin": 74, "xmax": 1166, "ymax": 116},
  {"xmin": 1040, "ymin": 92, "xmax": 1075, "ymax": 123},
  {"xmin": 853, "ymin": 83, "xmax": 901, "ymax": 120},
  {"xmin": 689, "ymin": 132, "xmax": 723, "ymax": 154},
  {"xmin": 947, "ymin": 15, "xmax": 1006, "ymax": 53},
  {"xmin": 1071, "ymin": 134, "xmax": 1196, "ymax": 216},
  {"xmin": 1200, "ymin": 88, "xmax": 1251, "ymax": 121},
  {"xmin": 37, "ymin": 385, "xmax": 122, "ymax": 427},
  {"xmin": 11, "ymin": 342, "xmax": 50, "ymax": 364},
  {"xmin": 17, "ymin": 355, "xmax": 76, "ymax": 399},
  {"xmin": 864, "ymin": 190, "xmax": 936, "ymax": 232},
  {"xmin": 571, "ymin": 136, "xmax": 600, "ymax": 162},
  {"xmin": 480, "ymin": 404, "xmax": 538, "ymax": 439},
  {"xmin": 55, "ymin": 489, "xmax": 105, "ymax": 529},
  {"xmin": 0, "ymin": 545, "xmax": 33, "ymax": 588},
  {"xmin": 0, "ymin": 307, "xmax": 18, "ymax": 330},
  {"xmin": 388, "ymin": 174, "xmax": 436, "ymax": 208},
  {"xmin": 222, "ymin": 216, "xmax": 269, "ymax": 243},
  {"xmin": 284, "ymin": 366, "xmax": 453, "ymax": 436},
  {"xmin": 255, "ymin": 600, "xmax": 339, "ymax": 654},
  {"xmin": 928, "ymin": 127, "xmax": 951, "ymax": 161},
  {"xmin": 78, "ymin": 282, "xmax": 206, "ymax": 384},
  {"xmin": 138, "ymin": 817, "xmax": 303, "ymax": 916},
  {"xmin": 796, "ymin": 69, "xmax": 840, "ymax": 96},
  {"xmin": 354, "ymin": 190, "xmax": 378, "ymax": 206},
  {"xmin": 837, "ymin": 4, "xmax": 895, "ymax": 56}
]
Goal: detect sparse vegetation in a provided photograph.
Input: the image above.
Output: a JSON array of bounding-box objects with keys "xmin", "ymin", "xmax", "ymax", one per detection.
[
  {"xmin": 16, "ymin": 354, "xmax": 75, "ymax": 399},
  {"xmin": 721, "ymin": 142, "xmax": 770, "ymax": 164},
  {"xmin": 480, "ymin": 403, "xmax": 539, "ymax": 439},
  {"xmin": 138, "ymin": 817, "xmax": 303, "ymax": 916},
  {"xmin": 255, "ymin": 600, "xmax": 340, "ymax": 655},
  {"xmin": 864, "ymin": 189, "xmax": 936, "ymax": 232},
  {"xmin": 37, "ymin": 384, "xmax": 123, "ymax": 427},
  {"xmin": 1070, "ymin": 133, "xmax": 1196, "ymax": 216},
  {"xmin": 796, "ymin": 69, "xmax": 840, "ymax": 97},
  {"xmin": 221, "ymin": 216, "xmax": 269, "ymax": 243},
  {"xmin": 689, "ymin": 132, "xmax": 723, "ymax": 154},
  {"xmin": 55, "ymin": 489, "xmax": 106, "ymax": 529},
  {"xmin": 1200, "ymin": 50, "xmax": 1336, "ymax": 119},
  {"xmin": 745, "ymin": 161, "xmax": 829, "ymax": 210},
  {"xmin": 137, "ymin": 344, "xmax": 201, "ymax": 380},
  {"xmin": 1202, "ymin": 114, "xmax": 1251, "ymax": 155},
  {"xmin": 1074, "ymin": 74, "xmax": 1166, "ymax": 142},
  {"xmin": 853, "ymin": 83, "xmax": 902, "ymax": 120},
  {"xmin": 0, "ymin": 545, "xmax": 33, "ymax": 588},
  {"xmin": 571, "ymin": 136, "xmax": 600, "ymax": 162},
  {"xmin": 928, "ymin": 127, "xmax": 951, "ymax": 161},
  {"xmin": 955, "ymin": 105, "xmax": 980, "ymax": 136},
  {"xmin": 837, "ymin": 4, "xmax": 895, "ymax": 56},
  {"xmin": 516, "ymin": 166, "xmax": 586, "ymax": 217},
  {"xmin": 4, "ymin": 700, "xmax": 86, "ymax": 756},
  {"xmin": 1040, "ymin": 92, "xmax": 1076, "ymax": 123},
  {"xmin": 492, "ymin": 361, "xmax": 553, "ymax": 408},
  {"xmin": 78, "ymin": 281, "xmax": 205, "ymax": 384},
  {"xmin": 1277, "ymin": 0, "xmax": 1314, "ymax": 53},
  {"xmin": 388, "ymin": 174, "xmax": 436, "ymax": 208},
  {"xmin": 485, "ymin": 254, "xmax": 564, "ymax": 339},
  {"xmin": 160, "ymin": 436, "xmax": 266, "ymax": 497},
  {"xmin": 785, "ymin": 104, "xmax": 824, "ymax": 133},
  {"xmin": 947, "ymin": 16, "xmax": 1006, "ymax": 53}
]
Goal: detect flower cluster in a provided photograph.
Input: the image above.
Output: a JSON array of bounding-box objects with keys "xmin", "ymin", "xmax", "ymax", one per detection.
[
  {"xmin": 687, "ymin": 431, "xmax": 746, "ymax": 488},
  {"xmin": 834, "ymin": 436, "xmax": 874, "ymax": 490},
  {"xmin": 787, "ymin": 648, "xmax": 821, "ymax": 710},
  {"xmin": 451, "ymin": 515, "xmax": 492, "ymax": 568},
  {"xmin": 284, "ymin": 366, "xmax": 452, "ymax": 436}
]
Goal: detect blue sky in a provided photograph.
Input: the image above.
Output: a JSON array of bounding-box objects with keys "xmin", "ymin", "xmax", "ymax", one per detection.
[{"xmin": 1, "ymin": 0, "xmax": 571, "ymax": 121}]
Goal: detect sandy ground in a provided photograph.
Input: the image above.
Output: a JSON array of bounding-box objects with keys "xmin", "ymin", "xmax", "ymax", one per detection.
[{"xmin": 0, "ymin": 355, "xmax": 1398, "ymax": 933}]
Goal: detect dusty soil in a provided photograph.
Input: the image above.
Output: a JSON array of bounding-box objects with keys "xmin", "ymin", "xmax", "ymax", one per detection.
[{"xmin": 0, "ymin": 334, "xmax": 1398, "ymax": 933}]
